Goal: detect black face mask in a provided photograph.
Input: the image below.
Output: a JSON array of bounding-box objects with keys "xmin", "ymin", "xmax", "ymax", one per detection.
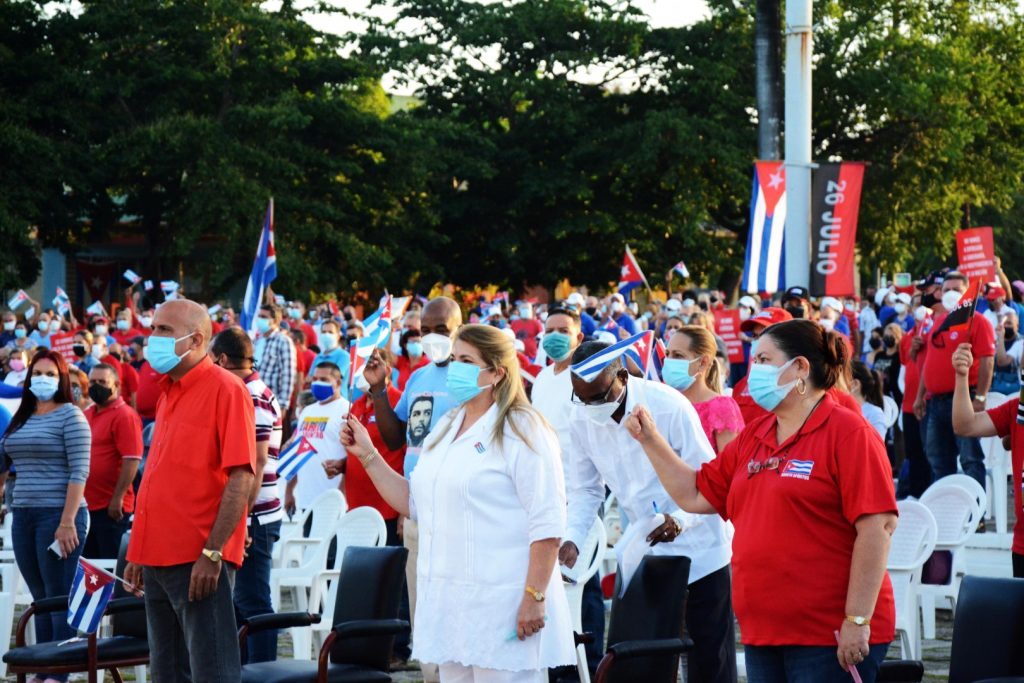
[
  {"xmin": 883, "ymin": 336, "xmax": 896, "ymax": 348},
  {"xmin": 343, "ymin": 313, "xmax": 353, "ymax": 322},
  {"xmin": 785, "ymin": 305, "xmax": 806, "ymax": 319},
  {"xmin": 869, "ymin": 337, "xmax": 882, "ymax": 350},
  {"xmin": 1005, "ymin": 328, "xmax": 1017, "ymax": 343},
  {"xmin": 921, "ymin": 292, "xmax": 938, "ymax": 309},
  {"xmin": 88, "ymin": 384, "xmax": 113, "ymax": 405},
  {"xmin": 585, "ymin": 307, "xmax": 598, "ymax": 317},
  {"xmin": 72, "ymin": 344, "xmax": 87, "ymax": 358}
]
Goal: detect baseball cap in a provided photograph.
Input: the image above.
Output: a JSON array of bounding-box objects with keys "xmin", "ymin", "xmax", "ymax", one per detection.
[
  {"xmin": 820, "ymin": 297, "xmax": 843, "ymax": 313},
  {"xmin": 916, "ymin": 268, "xmax": 948, "ymax": 291},
  {"xmin": 895, "ymin": 292, "xmax": 912, "ymax": 305},
  {"xmin": 566, "ymin": 292, "xmax": 585, "ymax": 307},
  {"xmin": 738, "ymin": 296, "xmax": 758, "ymax": 310},
  {"xmin": 610, "ymin": 293, "xmax": 625, "ymax": 303},
  {"xmin": 985, "ymin": 286, "xmax": 1007, "ymax": 301},
  {"xmin": 781, "ymin": 286, "xmax": 809, "ymax": 303},
  {"xmin": 740, "ymin": 307, "xmax": 793, "ymax": 333},
  {"xmin": 665, "ymin": 299, "xmax": 682, "ymax": 312}
]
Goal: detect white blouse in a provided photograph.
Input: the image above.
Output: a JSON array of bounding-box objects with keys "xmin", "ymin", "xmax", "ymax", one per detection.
[{"xmin": 409, "ymin": 404, "xmax": 576, "ymax": 671}]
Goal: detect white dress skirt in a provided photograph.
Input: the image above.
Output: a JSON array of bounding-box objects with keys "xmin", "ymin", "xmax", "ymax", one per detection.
[{"xmin": 409, "ymin": 405, "xmax": 576, "ymax": 672}]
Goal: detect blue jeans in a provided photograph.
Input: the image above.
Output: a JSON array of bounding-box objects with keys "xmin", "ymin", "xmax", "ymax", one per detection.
[
  {"xmin": 925, "ymin": 394, "xmax": 985, "ymax": 488},
  {"xmin": 234, "ymin": 519, "xmax": 280, "ymax": 663},
  {"xmin": 744, "ymin": 643, "xmax": 888, "ymax": 683},
  {"xmin": 12, "ymin": 506, "xmax": 89, "ymax": 682}
]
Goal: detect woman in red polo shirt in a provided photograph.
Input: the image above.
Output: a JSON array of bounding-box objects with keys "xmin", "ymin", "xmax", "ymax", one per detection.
[{"xmin": 626, "ymin": 319, "xmax": 897, "ymax": 683}]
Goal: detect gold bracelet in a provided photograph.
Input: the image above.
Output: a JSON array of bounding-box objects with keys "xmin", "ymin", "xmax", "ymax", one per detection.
[
  {"xmin": 358, "ymin": 450, "xmax": 380, "ymax": 468},
  {"xmin": 58, "ymin": 523, "xmax": 75, "ymax": 530}
]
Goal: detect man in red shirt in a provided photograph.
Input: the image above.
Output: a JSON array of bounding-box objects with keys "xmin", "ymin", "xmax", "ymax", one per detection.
[
  {"xmin": 951, "ymin": 343, "xmax": 1024, "ymax": 577},
  {"xmin": 896, "ymin": 311, "xmax": 933, "ymax": 499},
  {"xmin": 124, "ymin": 299, "xmax": 255, "ymax": 680},
  {"xmin": 112, "ymin": 308, "xmax": 144, "ymax": 346},
  {"xmin": 510, "ymin": 301, "xmax": 543, "ymax": 359},
  {"xmin": 83, "ymin": 364, "xmax": 143, "ymax": 559},
  {"xmin": 913, "ymin": 271, "xmax": 994, "ymax": 489}
]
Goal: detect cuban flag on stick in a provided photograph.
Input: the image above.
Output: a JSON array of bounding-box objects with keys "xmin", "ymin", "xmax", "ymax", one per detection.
[
  {"xmin": 67, "ymin": 558, "xmax": 116, "ymax": 635},
  {"xmin": 7, "ymin": 290, "xmax": 28, "ymax": 310},
  {"xmin": 277, "ymin": 436, "xmax": 318, "ymax": 481},
  {"xmin": 648, "ymin": 338, "xmax": 667, "ymax": 382},
  {"xmin": 668, "ymin": 261, "xmax": 690, "ymax": 280},
  {"xmin": 361, "ymin": 295, "xmax": 393, "ymax": 349},
  {"xmin": 240, "ymin": 199, "xmax": 277, "ymax": 335},
  {"xmin": 571, "ymin": 331, "xmax": 650, "ymax": 382},
  {"xmin": 741, "ymin": 161, "xmax": 787, "ymax": 294},
  {"xmin": 618, "ymin": 245, "xmax": 649, "ymax": 295}
]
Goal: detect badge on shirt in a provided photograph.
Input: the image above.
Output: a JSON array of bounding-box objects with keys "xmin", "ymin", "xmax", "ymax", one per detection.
[
  {"xmin": 780, "ymin": 459, "xmax": 814, "ymax": 480},
  {"xmin": 950, "ymin": 331, "xmax": 959, "ymax": 341},
  {"xmin": 474, "ymin": 442, "xmax": 485, "ymax": 454}
]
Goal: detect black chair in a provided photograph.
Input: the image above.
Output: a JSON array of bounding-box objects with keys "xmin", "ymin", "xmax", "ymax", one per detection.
[
  {"xmin": 948, "ymin": 575, "xmax": 1024, "ymax": 683},
  {"xmin": 876, "ymin": 660, "xmax": 925, "ymax": 683},
  {"xmin": 3, "ymin": 532, "xmax": 149, "ymax": 683},
  {"xmin": 594, "ymin": 555, "xmax": 693, "ymax": 683},
  {"xmin": 237, "ymin": 545, "xmax": 409, "ymax": 683}
]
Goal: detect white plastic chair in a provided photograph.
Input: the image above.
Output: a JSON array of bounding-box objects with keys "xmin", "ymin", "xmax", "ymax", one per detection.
[
  {"xmin": 882, "ymin": 396, "xmax": 900, "ymax": 429},
  {"xmin": 306, "ymin": 507, "xmax": 388, "ymax": 654},
  {"xmin": 982, "ymin": 392, "xmax": 1013, "ymax": 533},
  {"xmin": 887, "ymin": 500, "xmax": 937, "ymax": 659},
  {"xmin": 918, "ymin": 476, "xmax": 986, "ymax": 639},
  {"xmin": 601, "ymin": 493, "xmax": 622, "ymax": 581},
  {"xmin": 272, "ymin": 489, "xmax": 346, "ymax": 595},
  {"xmin": 561, "ymin": 517, "xmax": 607, "ymax": 683}
]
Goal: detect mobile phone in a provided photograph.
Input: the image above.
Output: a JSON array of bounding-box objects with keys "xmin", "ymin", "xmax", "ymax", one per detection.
[{"xmin": 47, "ymin": 540, "xmax": 65, "ymax": 559}]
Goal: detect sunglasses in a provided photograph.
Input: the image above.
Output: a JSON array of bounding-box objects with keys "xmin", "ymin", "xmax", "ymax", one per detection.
[{"xmin": 747, "ymin": 455, "xmax": 786, "ymax": 478}]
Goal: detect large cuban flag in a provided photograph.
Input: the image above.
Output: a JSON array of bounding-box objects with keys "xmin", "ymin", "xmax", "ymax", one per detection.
[
  {"xmin": 240, "ymin": 199, "xmax": 277, "ymax": 335},
  {"xmin": 741, "ymin": 162, "xmax": 786, "ymax": 294}
]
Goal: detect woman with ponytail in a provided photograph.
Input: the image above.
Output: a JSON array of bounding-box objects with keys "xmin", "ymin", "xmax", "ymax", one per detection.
[
  {"xmin": 851, "ymin": 361, "xmax": 888, "ymax": 439},
  {"xmin": 663, "ymin": 326, "xmax": 744, "ymax": 453},
  {"xmin": 623, "ymin": 319, "xmax": 898, "ymax": 683},
  {"xmin": 342, "ymin": 324, "xmax": 574, "ymax": 682}
]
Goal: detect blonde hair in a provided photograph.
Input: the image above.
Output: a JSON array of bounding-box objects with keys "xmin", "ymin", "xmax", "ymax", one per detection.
[
  {"xmin": 677, "ymin": 325, "xmax": 722, "ymax": 393},
  {"xmin": 427, "ymin": 324, "xmax": 545, "ymax": 451},
  {"xmin": 883, "ymin": 323, "xmax": 903, "ymax": 343}
]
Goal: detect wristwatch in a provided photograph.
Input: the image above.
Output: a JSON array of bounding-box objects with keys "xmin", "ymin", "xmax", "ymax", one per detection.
[
  {"xmin": 845, "ymin": 615, "xmax": 870, "ymax": 626},
  {"xmin": 974, "ymin": 394, "xmax": 987, "ymax": 403},
  {"xmin": 201, "ymin": 548, "xmax": 223, "ymax": 563},
  {"xmin": 525, "ymin": 585, "xmax": 545, "ymax": 603}
]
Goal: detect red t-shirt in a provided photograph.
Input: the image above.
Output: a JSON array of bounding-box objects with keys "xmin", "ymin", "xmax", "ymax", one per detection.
[
  {"xmin": 99, "ymin": 354, "xmax": 138, "ymax": 403},
  {"xmin": 696, "ymin": 395, "xmax": 897, "ymax": 645},
  {"xmin": 112, "ymin": 328, "xmax": 145, "ymax": 347},
  {"xmin": 134, "ymin": 361, "xmax": 163, "ymax": 420},
  {"xmin": 84, "ymin": 398, "xmax": 144, "ymax": 513},
  {"xmin": 733, "ymin": 374, "xmax": 862, "ymax": 426},
  {"xmin": 296, "ymin": 348, "xmax": 315, "ymax": 378},
  {"xmin": 396, "ymin": 354, "xmax": 428, "ymax": 392},
  {"xmin": 921, "ymin": 313, "xmax": 995, "ymax": 395},
  {"xmin": 510, "ymin": 319, "xmax": 543, "ymax": 358},
  {"xmin": 344, "ymin": 388, "xmax": 405, "ymax": 519},
  {"xmin": 986, "ymin": 398, "xmax": 1024, "ymax": 554},
  {"xmin": 899, "ymin": 332, "xmax": 923, "ymax": 413}
]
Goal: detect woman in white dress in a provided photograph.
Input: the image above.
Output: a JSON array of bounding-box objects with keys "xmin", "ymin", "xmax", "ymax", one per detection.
[{"xmin": 343, "ymin": 323, "xmax": 575, "ymax": 683}]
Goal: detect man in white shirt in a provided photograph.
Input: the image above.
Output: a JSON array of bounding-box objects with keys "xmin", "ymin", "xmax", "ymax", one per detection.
[
  {"xmin": 529, "ymin": 307, "xmax": 606, "ymax": 672},
  {"xmin": 560, "ymin": 341, "xmax": 736, "ymax": 683},
  {"xmin": 283, "ymin": 362, "xmax": 350, "ymax": 513}
]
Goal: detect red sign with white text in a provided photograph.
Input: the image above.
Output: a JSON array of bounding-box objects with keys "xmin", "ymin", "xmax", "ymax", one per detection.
[
  {"xmin": 49, "ymin": 332, "xmax": 77, "ymax": 366},
  {"xmin": 956, "ymin": 227, "xmax": 996, "ymax": 282},
  {"xmin": 714, "ymin": 309, "xmax": 744, "ymax": 364}
]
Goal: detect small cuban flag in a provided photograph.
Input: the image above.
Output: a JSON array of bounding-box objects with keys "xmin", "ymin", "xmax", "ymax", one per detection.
[
  {"xmin": 617, "ymin": 245, "xmax": 649, "ymax": 295},
  {"xmin": 6, "ymin": 289, "xmax": 28, "ymax": 310},
  {"xmin": 86, "ymin": 300, "xmax": 107, "ymax": 317},
  {"xmin": 571, "ymin": 331, "xmax": 651, "ymax": 383},
  {"xmin": 669, "ymin": 261, "xmax": 690, "ymax": 280},
  {"xmin": 277, "ymin": 437, "xmax": 319, "ymax": 481},
  {"xmin": 67, "ymin": 558, "xmax": 116, "ymax": 635},
  {"xmin": 123, "ymin": 269, "xmax": 142, "ymax": 285}
]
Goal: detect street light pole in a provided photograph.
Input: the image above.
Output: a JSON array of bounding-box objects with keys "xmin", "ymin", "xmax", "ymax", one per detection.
[{"xmin": 784, "ymin": 0, "xmax": 812, "ymax": 289}]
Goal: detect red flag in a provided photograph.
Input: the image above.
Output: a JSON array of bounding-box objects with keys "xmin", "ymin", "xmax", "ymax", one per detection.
[
  {"xmin": 76, "ymin": 261, "xmax": 115, "ymax": 303},
  {"xmin": 936, "ymin": 279, "xmax": 982, "ymax": 335},
  {"xmin": 328, "ymin": 299, "xmax": 341, "ymax": 319}
]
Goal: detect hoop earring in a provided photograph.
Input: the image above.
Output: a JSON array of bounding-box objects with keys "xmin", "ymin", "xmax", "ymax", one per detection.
[{"xmin": 797, "ymin": 378, "xmax": 807, "ymax": 395}]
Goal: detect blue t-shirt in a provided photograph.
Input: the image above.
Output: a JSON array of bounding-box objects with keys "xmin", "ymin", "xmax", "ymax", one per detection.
[
  {"xmin": 614, "ymin": 314, "xmax": 637, "ymax": 335},
  {"xmin": 0, "ymin": 404, "xmax": 10, "ymax": 436},
  {"xmin": 29, "ymin": 331, "xmax": 51, "ymax": 349},
  {"xmin": 395, "ymin": 362, "xmax": 455, "ymax": 477},
  {"xmin": 580, "ymin": 312, "xmax": 597, "ymax": 337},
  {"xmin": 309, "ymin": 346, "xmax": 351, "ymax": 387}
]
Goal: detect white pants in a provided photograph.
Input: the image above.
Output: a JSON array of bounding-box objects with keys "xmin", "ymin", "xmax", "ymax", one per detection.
[
  {"xmin": 404, "ymin": 519, "xmax": 440, "ymax": 682},
  {"xmin": 439, "ymin": 662, "xmax": 547, "ymax": 683}
]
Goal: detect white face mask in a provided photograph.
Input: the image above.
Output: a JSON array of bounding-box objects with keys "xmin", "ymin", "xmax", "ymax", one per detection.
[
  {"xmin": 420, "ymin": 333, "xmax": 453, "ymax": 364},
  {"xmin": 91, "ymin": 344, "xmax": 106, "ymax": 361},
  {"xmin": 355, "ymin": 373, "xmax": 371, "ymax": 392},
  {"xmin": 139, "ymin": 316, "xmax": 153, "ymax": 328},
  {"xmin": 894, "ymin": 302, "xmax": 908, "ymax": 314},
  {"xmin": 582, "ymin": 384, "xmax": 626, "ymax": 426},
  {"xmin": 942, "ymin": 290, "xmax": 964, "ymax": 312},
  {"xmin": 94, "ymin": 324, "xmax": 108, "ymax": 336},
  {"xmin": 819, "ymin": 318, "xmax": 835, "ymax": 332}
]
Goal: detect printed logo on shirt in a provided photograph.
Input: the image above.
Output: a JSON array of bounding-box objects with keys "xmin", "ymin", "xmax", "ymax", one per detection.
[
  {"xmin": 474, "ymin": 442, "xmax": 485, "ymax": 454},
  {"xmin": 950, "ymin": 331, "xmax": 959, "ymax": 341},
  {"xmin": 300, "ymin": 416, "xmax": 328, "ymax": 440},
  {"xmin": 780, "ymin": 459, "xmax": 814, "ymax": 480}
]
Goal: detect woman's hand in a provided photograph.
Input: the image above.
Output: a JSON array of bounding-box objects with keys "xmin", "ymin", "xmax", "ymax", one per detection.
[
  {"xmin": 623, "ymin": 405, "xmax": 658, "ymax": 444},
  {"xmin": 516, "ymin": 594, "xmax": 546, "ymax": 641},
  {"xmin": 341, "ymin": 414, "xmax": 375, "ymax": 460},
  {"xmin": 951, "ymin": 343, "xmax": 973, "ymax": 378},
  {"xmin": 55, "ymin": 523, "xmax": 79, "ymax": 559},
  {"xmin": 836, "ymin": 621, "xmax": 870, "ymax": 672}
]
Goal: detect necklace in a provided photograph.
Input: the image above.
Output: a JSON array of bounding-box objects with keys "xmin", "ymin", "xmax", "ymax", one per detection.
[{"xmin": 777, "ymin": 393, "xmax": 826, "ymax": 444}]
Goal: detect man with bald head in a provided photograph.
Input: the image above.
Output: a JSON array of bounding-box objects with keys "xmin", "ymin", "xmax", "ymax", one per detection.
[
  {"xmin": 362, "ymin": 295, "xmax": 462, "ymax": 683},
  {"xmin": 125, "ymin": 299, "xmax": 256, "ymax": 682}
]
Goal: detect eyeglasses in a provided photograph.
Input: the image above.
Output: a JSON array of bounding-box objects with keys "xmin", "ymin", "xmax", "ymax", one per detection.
[
  {"xmin": 747, "ymin": 455, "xmax": 786, "ymax": 478},
  {"xmin": 571, "ymin": 382, "xmax": 618, "ymax": 407}
]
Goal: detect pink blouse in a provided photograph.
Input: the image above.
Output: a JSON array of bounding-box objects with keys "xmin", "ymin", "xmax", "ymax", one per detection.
[{"xmin": 692, "ymin": 394, "xmax": 745, "ymax": 454}]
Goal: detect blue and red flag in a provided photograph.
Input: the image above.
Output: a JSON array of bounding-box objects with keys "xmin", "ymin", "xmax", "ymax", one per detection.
[
  {"xmin": 648, "ymin": 338, "xmax": 666, "ymax": 382},
  {"xmin": 277, "ymin": 436, "xmax": 318, "ymax": 481},
  {"xmin": 572, "ymin": 331, "xmax": 649, "ymax": 382},
  {"xmin": 741, "ymin": 162, "xmax": 787, "ymax": 294},
  {"xmin": 240, "ymin": 199, "xmax": 277, "ymax": 335},
  {"xmin": 622, "ymin": 330, "xmax": 655, "ymax": 377},
  {"xmin": 618, "ymin": 245, "xmax": 649, "ymax": 295}
]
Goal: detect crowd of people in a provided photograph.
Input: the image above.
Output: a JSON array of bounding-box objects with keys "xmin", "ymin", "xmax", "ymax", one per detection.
[{"xmin": 0, "ymin": 264, "xmax": 1020, "ymax": 683}]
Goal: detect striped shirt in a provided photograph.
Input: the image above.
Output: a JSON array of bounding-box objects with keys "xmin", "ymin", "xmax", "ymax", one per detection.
[
  {"xmin": 256, "ymin": 330, "xmax": 297, "ymax": 410},
  {"xmin": 1, "ymin": 403, "xmax": 91, "ymax": 508},
  {"xmin": 245, "ymin": 372, "xmax": 283, "ymax": 525}
]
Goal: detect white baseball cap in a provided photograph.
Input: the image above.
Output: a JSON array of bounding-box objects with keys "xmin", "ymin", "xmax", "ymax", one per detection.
[
  {"xmin": 738, "ymin": 296, "xmax": 758, "ymax": 310},
  {"xmin": 820, "ymin": 296, "xmax": 843, "ymax": 313},
  {"xmin": 566, "ymin": 292, "xmax": 585, "ymax": 307},
  {"xmin": 665, "ymin": 299, "xmax": 682, "ymax": 312},
  {"xmin": 896, "ymin": 292, "xmax": 912, "ymax": 305},
  {"xmin": 595, "ymin": 331, "xmax": 618, "ymax": 345}
]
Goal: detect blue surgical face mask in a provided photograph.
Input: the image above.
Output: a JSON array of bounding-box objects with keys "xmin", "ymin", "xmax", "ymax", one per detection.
[
  {"xmin": 288, "ymin": 307, "xmax": 301, "ymax": 320},
  {"xmin": 311, "ymin": 380, "xmax": 335, "ymax": 402},
  {"xmin": 255, "ymin": 317, "xmax": 271, "ymax": 334},
  {"xmin": 541, "ymin": 332, "xmax": 573, "ymax": 362},
  {"xmin": 662, "ymin": 358, "xmax": 697, "ymax": 391},
  {"xmin": 747, "ymin": 358, "xmax": 798, "ymax": 411},
  {"xmin": 446, "ymin": 360, "xmax": 490, "ymax": 404},
  {"xmin": 146, "ymin": 333, "xmax": 194, "ymax": 374},
  {"xmin": 318, "ymin": 331, "xmax": 339, "ymax": 351},
  {"xmin": 29, "ymin": 375, "xmax": 59, "ymax": 401},
  {"xmin": 406, "ymin": 341, "xmax": 423, "ymax": 358},
  {"xmin": 14, "ymin": 329, "xmax": 26, "ymax": 339}
]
